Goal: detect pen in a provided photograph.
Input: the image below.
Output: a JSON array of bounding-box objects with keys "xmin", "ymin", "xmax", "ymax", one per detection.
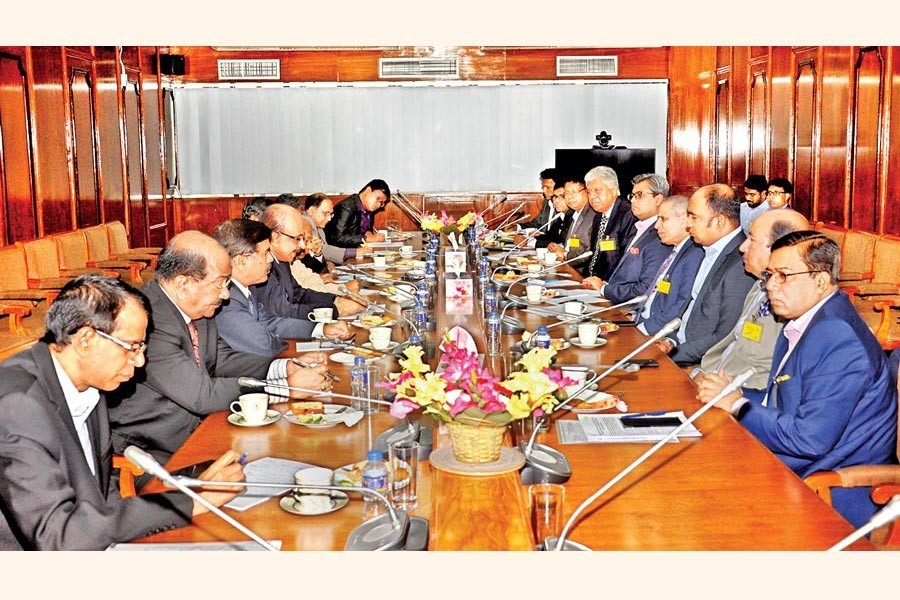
[
  {"xmin": 292, "ymin": 358, "xmax": 340, "ymax": 381},
  {"xmin": 237, "ymin": 451, "xmax": 248, "ymax": 465},
  {"xmin": 628, "ymin": 411, "xmax": 668, "ymax": 418}
]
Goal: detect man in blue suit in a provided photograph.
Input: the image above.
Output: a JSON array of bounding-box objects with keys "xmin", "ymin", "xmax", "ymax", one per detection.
[
  {"xmin": 697, "ymin": 231, "xmax": 898, "ymax": 527},
  {"xmin": 582, "ymin": 174, "xmax": 669, "ymax": 304}
]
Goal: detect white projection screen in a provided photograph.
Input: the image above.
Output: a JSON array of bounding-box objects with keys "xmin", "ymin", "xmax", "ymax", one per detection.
[{"xmin": 173, "ymin": 80, "xmax": 668, "ymax": 196}]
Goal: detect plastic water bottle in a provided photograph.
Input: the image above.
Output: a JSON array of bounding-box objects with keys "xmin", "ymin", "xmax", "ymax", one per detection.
[
  {"xmin": 362, "ymin": 450, "xmax": 388, "ymax": 519},
  {"xmin": 416, "ymin": 282, "xmax": 431, "ymax": 312},
  {"xmin": 484, "ymin": 284, "xmax": 497, "ymax": 316},
  {"xmin": 487, "ymin": 310, "xmax": 502, "ymax": 356},
  {"xmin": 350, "ymin": 357, "xmax": 373, "ymax": 413},
  {"xmin": 412, "ymin": 300, "xmax": 428, "ymax": 334},
  {"xmin": 533, "ymin": 325, "xmax": 551, "ymax": 349}
]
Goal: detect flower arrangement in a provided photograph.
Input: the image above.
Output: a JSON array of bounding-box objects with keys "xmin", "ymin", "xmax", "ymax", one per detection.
[
  {"xmin": 383, "ymin": 335, "xmax": 574, "ymax": 428},
  {"xmin": 420, "ymin": 210, "xmax": 477, "ymax": 236}
]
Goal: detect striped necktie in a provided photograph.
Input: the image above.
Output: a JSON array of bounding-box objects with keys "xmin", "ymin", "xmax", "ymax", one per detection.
[
  {"xmin": 587, "ymin": 214, "xmax": 609, "ymax": 274},
  {"xmin": 187, "ymin": 321, "xmax": 202, "ymax": 368}
]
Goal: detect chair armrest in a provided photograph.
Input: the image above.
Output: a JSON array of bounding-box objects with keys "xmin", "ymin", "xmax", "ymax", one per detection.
[
  {"xmin": 871, "ymin": 484, "xmax": 900, "ymax": 505},
  {"xmin": 839, "ymin": 271, "xmax": 875, "ymax": 282},
  {"xmin": 805, "ymin": 465, "xmax": 900, "ymax": 505},
  {"xmin": 851, "ymin": 283, "xmax": 900, "ymax": 297},
  {"xmin": 112, "ymin": 455, "xmax": 144, "ymax": 499}
]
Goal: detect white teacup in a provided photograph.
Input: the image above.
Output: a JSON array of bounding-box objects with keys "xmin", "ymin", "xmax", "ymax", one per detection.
[
  {"xmin": 230, "ymin": 393, "xmax": 268, "ymax": 425},
  {"xmin": 400, "ymin": 245, "xmax": 414, "ymax": 256},
  {"xmin": 527, "ymin": 263, "xmax": 542, "ymax": 274},
  {"xmin": 561, "ymin": 368, "xmax": 588, "ymax": 385},
  {"xmin": 373, "ymin": 255, "xmax": 388, "ymax": 268},
  {"xmin": 577, "ymin": 322, "xmax": 600, "ymax": 346},
  {"xmin": 543, "ymin": 253, "xmax": 559, "ymax": 266},
  {"xmin": 369, "ymin": 326, "xmax": 393, "ymax": 350},
  {"xmin": 535, "ymin": 247, "xmax": 548, "ymax": 262},
  {"xmin": 526, "ymin": 284, "xmax": 544, "ymax": 303},
  {"xmin": 564, "ymin": 301, "xmax": 585, "ymax": 316},
  {"xmin": 379, "ymin": 229, "xmax": 390, "ymax": 242},
  {"xmin": 308, "ymin": 307, "xmax": 333, "ymax": 322},
  {"xmin": 294, "ymin": 466, "xmax": 334, "ymax": 495},
  {"xmin": 413, "ymin": 260, "xmax": 427, "ymax": 270}
]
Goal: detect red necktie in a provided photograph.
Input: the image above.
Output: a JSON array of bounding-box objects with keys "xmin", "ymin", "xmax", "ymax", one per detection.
[{"xmin": 187, "ymin": 321, "xmax": 202, "ymax": 368}]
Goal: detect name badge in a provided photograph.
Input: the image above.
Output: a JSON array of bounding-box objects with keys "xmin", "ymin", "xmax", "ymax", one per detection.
[
  {"xmin": 656, "ymin": 279, "xmax": 671, "ymax": 294},
  {"xmin": 742, "ymin": 321, "xmax": 763, "ymax": 342},
  {"xmin": 568, "ymin": 237, "xmax": 581, "ymax": 248},
  {"xmin": 599, "ymin": 238, "xmax": 616, "ymax": 252}
]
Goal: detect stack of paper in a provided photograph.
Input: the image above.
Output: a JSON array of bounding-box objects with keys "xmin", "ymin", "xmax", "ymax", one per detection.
[{"xmin": 565, "ymin": 412, "xmax": 702, "ymax": 444}]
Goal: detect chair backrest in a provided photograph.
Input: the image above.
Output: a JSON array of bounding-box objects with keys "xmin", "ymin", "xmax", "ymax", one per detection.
[
  {"xmin": 106, "ymin": 221, "xmax": 130, "ymax": 255},
  {"xmin": 841, "ymin": 230, "xmax": 878, "ymax": 275},
  {"xmin": 0, "ymin": 245, "xmax": 30, "ymax": 291},
  {"xmin": 54, "ymin": 231, "xmax": 90, "ymax": 271},
  {"xmin": 22, "ymin": 237, "xmax": 63, "ymax": 279},
  {"xmin": 816, "ymin": 222, "xmax": 848, "ymax": 251},
  {"xmin": 870, "ymin": 234, "xmax": 900, "ymax": 285},
  {"xmin": 82, "ymin": 225, "xmax": 112, "ymax": 262}
]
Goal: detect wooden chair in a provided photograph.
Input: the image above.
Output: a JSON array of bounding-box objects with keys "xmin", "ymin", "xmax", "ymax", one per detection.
[
  {"xmin": 0, "ymin": 303, "xmax": 32, "ymax": 337},
  {"xmin": 870, "ymin": 484, "xmax": 900, "ymax": 548},
  {"xmin": 816, "ymin": 221, "xmax": 847, "ymax": 251},
  {"xmin": 842, "ymin": 234, "xmax": 900, "ymax": 350},
  {"xmin": 838, "ymin": 229, "xmax": 879, "ymax": 286},
  {"xmin": 106, "ymin": 221, "xmax": 162, "ymax": 260},
  {"xmin": 52, "ymin": 231, "xmax": 120, "ymax": 280},
  {"xmin": 0, "ymin": 245, "xmax": 60, "ymax": 302},
  {"xmin": 81, "ymin": 225, "xmax": 147, "ymax": 284},
  {"xmin": 21, "ymin": 237, "xmax": 98, "ymax": 286},
  {"xmin": 112, "ymin": 455, "xmax": 144, "ymax": 499}
]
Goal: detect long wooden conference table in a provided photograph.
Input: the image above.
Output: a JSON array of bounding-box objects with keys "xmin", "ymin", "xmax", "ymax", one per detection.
[{"xmin": 137, "ymin": 235, "xmax": 869, "ymax": 550}]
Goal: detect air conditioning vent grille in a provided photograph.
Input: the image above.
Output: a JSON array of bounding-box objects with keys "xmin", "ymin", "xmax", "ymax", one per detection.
[
  {"xmin": 556, "ymin": 56, "xmax": 618, "ymax": 77},
  {"xmin": 380, "ymin": 57, "xmax": 459, "ymax": 78},
  {"xmin": 217, "ymin": 59, "xmax": 281, "ymax": 81}
]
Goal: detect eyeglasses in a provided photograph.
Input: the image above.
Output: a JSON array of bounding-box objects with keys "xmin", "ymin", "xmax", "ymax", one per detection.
[
  {"xmin": 768, "ymin": 190, "xmax": 785, "ymax": 196},
  {"xmin": 564, "ymin": 188, "xmax": 586, "ymax": 198},
  {"xmin": 627, "ymin": 191, "xmax": 657, "ymax": 201},
  {"xmin": 759, "ymin": 269, "xmax": 824, "ymax": 285},
  {"xmin": 193, "ymin": 276, "xmax": 232, "ymax": 291},
  {"xmin": 94, "ymin": 329, "xmax": 147, "ymax": 356}
]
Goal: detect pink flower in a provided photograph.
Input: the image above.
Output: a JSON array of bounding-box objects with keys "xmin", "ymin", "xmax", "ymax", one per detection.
[
  {"xmin": 389, "ymin": 398, "xmax": 419, "ymax": 419},
  {"xmin": 447, "ymin": 389, "xmax": 476, "ymax": 417},
  {"xmin": 543, "ymin": 368, "xmax": 575, "ymax": 389},
  {"xmin": 481, "ymin": 398, "xmax": 507, "ymax": 414},
  {"xmin": 378, "ymin": 370, "xmax": 414, "ymax": 392}
]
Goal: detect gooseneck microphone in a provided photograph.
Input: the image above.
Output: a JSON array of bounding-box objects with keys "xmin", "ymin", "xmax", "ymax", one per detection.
[
  {"xmin": 549, "ymin": 367, "xmax": 756, "ymax": 551},
  {"xmin": 519, "ymin": 294, "xmax": 649, "ymax": 335},
  {"xmin": 829, "ymin": 495, "xmax": 900, "ymax": 551},
  {"xmin": 237, "ymin": 377, "xmax": 394, "ymax": 406},
  {"xmin": 498, "ymin": 211, "xmax": 565, "ymax": 265},
  {"xmin": 123, "ymin": 446, "xmax": 279, "ymax": 552}
]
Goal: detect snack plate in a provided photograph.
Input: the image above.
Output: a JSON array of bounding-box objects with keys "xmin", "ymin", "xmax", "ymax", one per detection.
[
  {"xmin": 351, "ymin": 317, "xmax": 398, "ymax": 329},
  {"xmin": 333, "ymin": 459, "xmax": 411, "ymax": 490},
  {"xmin": 279, "ymin": 490, "xmax": 349, "ymax": 516},
  {"xmin": 329, "ymin": 351, "xmax": 381, "ymax": 365},
  {"xmin": 282, "ymin": 404, "xmax": 358, "ymax": 428}
]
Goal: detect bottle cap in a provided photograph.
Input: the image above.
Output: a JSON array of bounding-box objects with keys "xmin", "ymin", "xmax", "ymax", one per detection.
[
  {"xmin": 354, "ymin": 357, "xmax": 366, "ymax": 367},
  {"xmin": 366, "ymin": 450, "xmax": 384, "ymax": 462},
  {"xmin": 537, "ymin": 325, "xmax": 549, "ymax": 334},
  {"xmin": 409, "ymin": 334, "xmax": 422, "ymax": 344}
]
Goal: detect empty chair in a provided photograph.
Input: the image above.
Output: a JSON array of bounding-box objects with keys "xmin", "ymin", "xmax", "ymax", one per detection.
[
  {"xmin": 52, "ymin": 230, "xmax": 119, "ymax": 280},
  {"xmin": 106, "ymin": 221, "xmax": 162, "ymax": 260},
  {"xmin": 82, "ymin": 225, "xmax": 147, "ymax": 284},
  {"xmin": 815, "ymin": 221, "xmax": 847, "ymax": 252},
  {"xmin": 839, "ymin": 229, "xmax": 879, "ymax": 286},
  {"xmin": 0, "ymin": 245, "xmax": 58, "ymax": 338}
]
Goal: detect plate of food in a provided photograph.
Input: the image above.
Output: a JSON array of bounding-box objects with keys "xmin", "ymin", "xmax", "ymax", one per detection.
[
  {"xmin": 333, "ymin": 459, "xmax": 411, "ymax": 490},
  {"xmin": 492, "ymin": 271, "xmax": 520, "ymax": 285},
  {"xmin": 598, "ymin": 322, "xmax": 620, "ymax": 334},
  {"xmin": 279, "ymin": 490, "xmax": 349, "ymax": 516},
  {"xmin": 562, "ymin": 391, "xmax": 621, "ymax": 414},
  {"xmin": 328, "ymin": 349, "xmax": 383, "ymax": 365},
  {"xmin": 351, "ymin": 314, "xmax": 398, "ymax": 329},
  {"xmin": 520, "ymin": 331, "xmax": 571, "ymax": 351},
  {"xmin": 282, "ymin": 402, "xmax": 353, "ymax": 428},
  {"xmin": 515, "ymin": 256, "xmax": 541, "ymax": 267}
]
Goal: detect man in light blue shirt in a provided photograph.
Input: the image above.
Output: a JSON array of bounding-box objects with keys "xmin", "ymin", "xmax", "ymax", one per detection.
[{"xmin": 739, "ymin": 174, "xmax": 770, "ymax": 235}]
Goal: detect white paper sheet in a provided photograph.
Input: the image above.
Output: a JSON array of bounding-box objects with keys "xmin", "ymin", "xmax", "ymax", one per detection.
[{"xmin": 224, "ymin": 457, "xmax": 318, "ymax": 512}]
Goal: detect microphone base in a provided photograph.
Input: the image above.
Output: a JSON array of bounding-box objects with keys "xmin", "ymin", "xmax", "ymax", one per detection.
[
  {"xmin": 538, "ymin": 536, "xmax": 592, "ymax": 551},
  {"xmin": 500, "ymin": 318, "xmax": 525, "ymax": 335},
  {"xmin": 518, "ymin": 442, "xmax": 573, "ymax": 484}
]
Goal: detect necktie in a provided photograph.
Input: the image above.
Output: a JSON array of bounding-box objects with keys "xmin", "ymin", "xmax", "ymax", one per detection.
[
  {"xmin": 248, "ymin": 293, "xmax": 257, "ymax": 318},
  {"xmin": 187, "ymin": 321, "xmax": 202, "ymax": 368},
  {"xmin": 587, "ymin": 214, "xmax": 610, "ymax": 274}
]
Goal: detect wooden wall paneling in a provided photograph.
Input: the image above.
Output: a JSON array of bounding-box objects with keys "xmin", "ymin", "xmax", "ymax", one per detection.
[
  {"xmin": 504, "ymin": 47, "xmax": 668, "ymax": 81},
  {"xmin": 729, "ymin": 47, "xmax": 750, "ymax": 187},
  {"xmin": 848, "ymin": 47, "xmax": 884, "ymax": 232},
  {"xmin": 768, "ymin": 47, "xmax": 793, "ymax": 180},
  {"xmin": 817, "ymin": 47, "xmax": 853, "ymax": 226},
  {"xmin": 29, "ymin": 46, "xmax": 73, "ymax": 236},
  {"xmin": 67, "ymin": 56, "xmax": 102, "ymax": 228},
  {"xmin": 666, "ymin": 47, "xmax": 716, "ymax": 194},
  {"xmin": 0, "ymin": 50, "xmax": 38, "ymax": 244},
  {"xmin": 748, "ymin": 58, "xmax": 769, "ymax": 176},
  {"xmin": 791, "ymin": 48, "xmax": 819, "ymax": 220},
  {"xmin": 141, "ymin": 51, "xmax": 169, "ymax": 247},
  {"xmin": 94, "ymin": 47, "xmax": 126, "ymax": 227},
  {"xmin": 123, "ymin": 73, "xmax": 148, "ymax": 247},
  {"xmin": 714, "ymin": 70, "xmax": 730, "ymax": 183},
  {"xmin": 884, "ymin": 47, "xmax": 900, "ymax": 234}
]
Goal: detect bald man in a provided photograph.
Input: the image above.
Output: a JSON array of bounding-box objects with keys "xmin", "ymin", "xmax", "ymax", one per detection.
[
  {"xmin": 693, "ymin": 208, "xmax": 810, "ymax": 389},
  {"xmin": 108, "ymin": 231, "xmax": 331, "ymax": 468}
]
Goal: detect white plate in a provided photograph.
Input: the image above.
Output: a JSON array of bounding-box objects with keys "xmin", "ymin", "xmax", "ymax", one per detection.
[
  {"xmin": 561, "ymin": 391, "xmax": 620, "ymax": 414},
  {"xmin": 333, "ymin": 459, "xmax": 411, "ymax": 490},
  {"xmin": 569, "ymin": 336, "xmax": 609, "ymax": 349},
  {"xmin": 226, "ymin": 410, "xmax": 280, "ymax": 428},
  {"xmin": 279, "ymin": 490, "xmax": 349, "ymax": 516},
  {"xmin": 351, "ymin": 317, "xmax": 398, "ymax": 329},
  {"xmin": 329, "ymin": 351, "xmax": 380, "ymax": 365},
  {"xmin": 357, "ymin": 289, "xmax": 380, "ymax": 296},
  {"xmin": 282, "ymin": 404, "xmax": 359, "ymax": 428},
  {"xmin": 309, "ymin": 318, "xmax": 338, "ymax": 325},
  {"xmin": 362, "ymin": 341, "xmax": 400, "ymax": 351}
]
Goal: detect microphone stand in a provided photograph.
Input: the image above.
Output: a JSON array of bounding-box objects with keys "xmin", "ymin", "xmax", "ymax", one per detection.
[
  {"xmin": 238, "ymin": 377, "xmax": 394, "ymax": 406},
  {"xmin": 519, "ymin": 295, "xmax": 649, "ymax": 334},
  {"xmin": 123, "ymin": 446, "xmax": 279, "ymax": 552},
  {"xmin": 496, "ymin": 212, "xmax": 565, "ymax": 266},
  {"xmin": 548, "ymin": 367, "xmax": 756, "ymax": 551},
  {"xmin": 829, "ymin": 496, "xmax": 900, "ymax": 551}
]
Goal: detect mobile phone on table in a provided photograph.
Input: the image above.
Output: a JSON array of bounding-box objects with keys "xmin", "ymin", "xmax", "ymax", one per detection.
[
  {"xmin": 626, "ymin": 359, "xmax": 659, "ymax": 368},
  {"xmin": 620, "ymin": 416, "xmax": 682, "ymax": 428}
]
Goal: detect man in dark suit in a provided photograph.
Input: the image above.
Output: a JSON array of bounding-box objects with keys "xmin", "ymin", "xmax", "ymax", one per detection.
[
  {"xmin": 213, "ymin": 219, "xmax": 352, "ymax": 357},
  {"xmin": 516, "ymin": 168, "xmax": 559, "ymax": 237},
  {"xmin": 582, "ymin": 173, "xmax": 669, "ymax": 303},
  {"xmin": 0, "ymin": 275, "xmax": 244, "ymax": 550},
  {"xmin": 323, "ymin": 179, "xmax": 391, "ymax": 248},
  {"xmin": 657, "ymin": 184, "xmax": 756, "ymax": 365},
  {"xmin": 535, "ymin": 180, "xmax": 571, "ymax": 248},
  {"xmin": 546, "ymin": 173, "xmax": 597, "ymax": 263},
  {"xmin": 698, "ymin": 231, "xmax": 897, "ymax": 527},
  {"xmin": 579, "ymin": 166, "xmax": 638, "ymax": 281},
  {"xmin": 107, "ymin": 231, "xmax": 331, "ymax": 466},
  {"xmin": 635, "ymin": 195, "xmax": 704, "ymax": 335}
]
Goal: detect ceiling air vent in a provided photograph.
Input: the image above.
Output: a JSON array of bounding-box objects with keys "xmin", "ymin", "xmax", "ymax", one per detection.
[
  {"xmin": 217, "ymin": 59, "xmax": 281, "ymax": 81},
  {"xmin": 379, "ymin": 57, "xmax": 459, "ymax": 79},
  {"xmin": 556, "ymin": 56, "xmax": 618, "ymax": 77}
]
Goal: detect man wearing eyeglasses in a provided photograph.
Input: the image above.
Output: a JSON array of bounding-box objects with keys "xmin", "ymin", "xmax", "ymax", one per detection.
[
  {"xmin": 324, "ymin": 179, "xmax": 392, "ymax": 248},
  {"xmin": 303, "ymin": 192, "xmax": 371, "ymax": 267},
  {"xmin": 581, "ymin": 174, "xmax": 668, "ymax": 303},
  {"xmin": 696, "ymin": 231, "xmax": 897, "ymax": 528},
  {"xmin": 0, "ymin": 275, "xmax": 246, "ymax": 549},
  {"xmin": 546, "ymin": 174, "xmax": 597, "ymax": 263},
  {"xmin": 578, "ymin": 166, "xmax": 637, "ymax": 281},
  {"xmin": 108, "ymin": 231, "xmax": 330, "ymax": 468},
  {"xmin": 766, "ymin": 177, "xmax": 793, "ymax": 209}
]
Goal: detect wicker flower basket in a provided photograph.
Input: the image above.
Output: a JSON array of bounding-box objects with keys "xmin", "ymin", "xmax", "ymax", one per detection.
[{"xmin": 447, "ymin": 421, "xmax": 505, "ymax": 463}]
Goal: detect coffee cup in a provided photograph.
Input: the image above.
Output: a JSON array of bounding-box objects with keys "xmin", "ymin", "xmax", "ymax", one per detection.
[
  {"xmin": 373, "ymin": 255, "xmax": 387, "ymax": 268},
  {"xmin": 526, "ymin": 283, "xmax": 544, "ymax": 303},
  {"xmin": 527, "ymin": 263, "xmax": 542, "ymax": 274},
  {"xmin": 294, "ymin": 466, "xmax": 334, "ymax": 496},
  {"xmin": 369, "ymin": 326, "xmax": 393, "ymax": 350},
  {"xmin": 564, "ymin": 301, "xmax": 585, "ymax": 316},
  {"xmin": 308, "ymin": 307, "xmax": 334, "ymax": 322},
  {"xmin": 400, "ymin": 244, "xmax": 414, "ymax": 256},
  {"xmin": 535, "ymin": 247, "xmax": 548, "ymax": 262},
  {"xmin": 230, "ymin": 393, "xmax": 269, "ymax": 425},
  {"xmin": 543, "ymin": 253, "xmax": 559, "ymax": 266},
  {"xmin": 577, "ymin": 322, "xmax": 600, "ymax": 346},
  {"xmin": 561, "ymin": 367, "xmax": 588, "ymax": 385}
]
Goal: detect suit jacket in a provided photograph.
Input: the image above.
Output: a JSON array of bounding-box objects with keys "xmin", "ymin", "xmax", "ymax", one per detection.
[
  {"xmin": 740, "ymin": 292, "xmax": 897, "ymax": 525},
  {"xmin": 520, "ymin": 198, "xmax": 552, "ymax": 230},
  {"xmin": 699, "ymin": 287, "xmax": 782, "ymax": 390},
  {"xmin": 0, "ymin": 343, "xmax": 192, "ymax": 549},
  {"xmin": 107, "ymin": 280, "xmax": 272, "ymax": 464},
  {"xmin": 535, "ymin": 210, "xmax": 570, "ymax": 249},
  {"xmin": 561, "ymin": 205, "xmax": 597, "ymax": 262},
  {"xmin": 582, "ymin": 197, "xmax": 638, "ymax": 280},
  {"xmin": 670, "ymin": 231, "xmax": 756, "ymax": 365},
  {"xmin": 215, "ymin": 283, "xmax": 316, "ymax": 357},
  {"xmin": 253, "ymin": 260, "xmax": 336, "ymax": 321},
  {"xmin": 324, "ymin": 194, "xmax": 372, "ymax": 248},
  {"xmin": 602, "ymin": 224, "xmax": 669, "ymax": 304},
  {"xmin": 637, "ymin": 239, "xmax": 704, "ymax": 336},
  {"xmin": 301, "ymin": 212, "xmax": 347, "ymax": 265}
]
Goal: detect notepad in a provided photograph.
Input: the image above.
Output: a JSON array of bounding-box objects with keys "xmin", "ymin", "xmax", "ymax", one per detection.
[
  {"xmin": 107, "ymin": 540, "xmax": 283, "ymax": 551},
  {"xmin": 577, "ymin": 412, "xmax": 702, "ymax": 443},
  {"xmin": 224, "ymin": 457, "xmax": 317, "ymax": 512}
]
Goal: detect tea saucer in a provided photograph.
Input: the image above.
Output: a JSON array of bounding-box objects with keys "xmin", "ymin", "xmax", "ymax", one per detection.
[
  {"xmin": 279, "ymin": 490, "xmax": 349, "ymax": 516},
  {"xmin": 362, "ymin": 341, "xmax": 400, "ymax": 351},
  {"xmin": 569, "ymin": 336, "xmax": 608, "ymax": 349},
  {"xmin": 227, "ymin": 409, "xmax": 280, "ymax": 427},
  {"xmin": 310, "ymin": 318, "xmax": 338, "ymax": 325}
]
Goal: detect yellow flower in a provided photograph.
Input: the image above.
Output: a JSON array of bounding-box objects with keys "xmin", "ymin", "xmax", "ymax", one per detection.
[
  {"xmin": 420, "ymin": 214, "xmax": 443, "ymax": 233},
  {"xmin": 399, "ymin": 345, "xmax": 430, "ymax": 375},
  {"xmin": 456, "ymin": 211, "xmax": 476, "ymax": 230},
  {"xmin": 503, "ymin": 371, "xmax": 557, "ymax": 398},
  {"xmin": 516, "ymin": 348, "xmax": 556, "ymax": 374},
  {"xmin": 415, "ymin": 373, "xmax": 448, "ymax": 407},
  {"xmin": 507, "ymin": 394, "xmax": 534, "ymax": 420}
]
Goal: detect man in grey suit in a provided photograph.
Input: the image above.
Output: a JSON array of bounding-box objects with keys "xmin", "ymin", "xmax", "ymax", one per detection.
[
  {"xmin": 657, "ymin": 184, "xmax": 756, "ymax": 366},
  {"xmin": 107, "ymin": 231, "xmax": 330, "ymax": 466},
  {"xmin": 694, "ymin": 208, "xmax": 810, "ymax": 390},
  {"xmin": 546, "ymin": 173, "xmax": 597, "ymax": 262},
  {"xmin": 0, "ymin": 275, "xmax": 244, "ymax": 550},
  {"xmin": 580, "ymin": 166, "xmax": 638, "ymax": 281},
  {"xmin": 303, "ymin": 192, "xmax": 372, "ymax": 267}
]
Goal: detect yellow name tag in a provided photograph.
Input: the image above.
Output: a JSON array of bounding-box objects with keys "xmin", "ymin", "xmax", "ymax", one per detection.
[
  {"xmin": 599, "ymin": 239, "xmax": 616, "ymax": 252},
  {"xmin": 656, "ymin": 279, "xmax": 671, "ymax": 294},
  {"xmin": 742, "ymin": 321, "xmax": 763, "ymax": 342},
  {"xmin": 568, "ymin": 237, "xmax": 581, "ymax": 248}
]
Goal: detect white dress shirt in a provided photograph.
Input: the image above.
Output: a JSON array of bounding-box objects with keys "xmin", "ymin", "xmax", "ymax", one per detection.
[{"xmin": 51, "ymin": 355, "xmax": 101, "ymax": 475}]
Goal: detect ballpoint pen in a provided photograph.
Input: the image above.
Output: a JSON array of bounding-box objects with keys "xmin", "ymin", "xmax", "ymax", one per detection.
[
  {"xmin": 237, "ymin": 452, "xmax": 249, "ymax": 465},
  {"xmin": 291, "ymin": 358, "xmax": 340, "ymax": 381}
]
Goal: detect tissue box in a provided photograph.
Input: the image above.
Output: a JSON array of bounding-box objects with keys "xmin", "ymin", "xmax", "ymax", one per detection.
[
  {"xmin": 445, "ymin": 273, "xmax": 474, "ymax": 314},
  {"xmin": 444, "ymin": 250, "xmax": 466, "ymax": 274}
]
